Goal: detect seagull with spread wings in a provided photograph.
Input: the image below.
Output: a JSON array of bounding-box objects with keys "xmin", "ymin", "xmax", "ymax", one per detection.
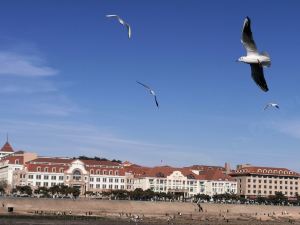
[
  {"xmin": 237, "ymin": 17, "xmax": 271, "ymax": 92},
  {"xmin": 106, "ymin": 14, "xmax": 131, "ymax": 38},
  {"xmin": 264, "ymin": 103, "xmax": 279, "ymax": 110},
  {"xmin": 136, "ymin": 81, "xmax": 159, "ymax": 108}
]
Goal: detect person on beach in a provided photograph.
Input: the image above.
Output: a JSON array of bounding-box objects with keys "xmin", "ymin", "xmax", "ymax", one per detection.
[{"xmin": 196, "ymin": 198, "xmax": 203, "ymax": 212}]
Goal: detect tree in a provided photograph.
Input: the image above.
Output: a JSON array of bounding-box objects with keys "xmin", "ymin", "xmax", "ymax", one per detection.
[
  {"xmin": 34, "ymin": 187, "xmax": 50, "ymax": 198},
  {"xmin": 14, "ymin": 186, "xmax": 32, "ymax": 196},
  {"xmin": 268, "ymin": 192, "xmax": 288, "ymax": 205},
  {"xmin": 194, "ymin": 194, "xmax": 210, "ymax": 202},
  {"xmin": 0, "ymin": 181, "xmax": 7, "ymax": 194}
]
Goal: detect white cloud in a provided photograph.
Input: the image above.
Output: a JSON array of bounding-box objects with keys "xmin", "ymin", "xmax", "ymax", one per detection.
[{"xmin": 0, "ymin": 51, "xmax": 58, "ymax": 77}]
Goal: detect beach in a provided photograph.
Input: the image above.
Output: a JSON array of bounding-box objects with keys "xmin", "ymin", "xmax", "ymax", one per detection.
[{"xmin": 2, "ymin": 198, "xmax": 300, "ymax": 224}]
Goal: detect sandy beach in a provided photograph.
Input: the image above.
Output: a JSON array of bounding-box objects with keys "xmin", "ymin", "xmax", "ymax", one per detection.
[{"xmin": 2, "ymin": 198, "xmax": 300, "ymax": 224}]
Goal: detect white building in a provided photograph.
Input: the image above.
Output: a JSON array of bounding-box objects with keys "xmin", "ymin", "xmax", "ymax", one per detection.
[{"xmin": 125, "ymin": 165, "xmax": 237, "ymax": 198}]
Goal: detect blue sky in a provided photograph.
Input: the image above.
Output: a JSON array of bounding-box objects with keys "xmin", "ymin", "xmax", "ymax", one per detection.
[{"xmin": 0, "ymin": 0, "xmax": 300, "ymax": 170}]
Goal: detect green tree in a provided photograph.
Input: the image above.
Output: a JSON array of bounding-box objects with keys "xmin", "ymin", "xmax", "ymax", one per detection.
[{"xmin": 0, "ymin": 181, "xmax": 7, "ymax": 194}]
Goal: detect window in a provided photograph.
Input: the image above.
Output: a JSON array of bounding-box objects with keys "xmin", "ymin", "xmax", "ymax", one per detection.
[
  {"xmin": 15, "ymin": 159, "xmax": 20, "ymax": 164},
  {"xmin": 114, "ymin": 185, "xmax": 118, "ymax": 189},
  {"xmin": 59, "ymin": 176, "xmax": 64, "ymax": 180},
  {"xmin": 109, "ymin": 184, "xmax": 113, "ymax": 189},
  {"xmin": 115, "ymin": 178, "xmax": 119, "ymax": 183},
  {"xmin": 115, "ymin": 171, "xmax": 119, "ymax": 176},
  {"xmin": 52, "ymin": 167, "xmax": 56, "ymax": 173},
  {"xmin": 51, "ymin": 182, "xmax": 56, "ymax": 187},
  {"xmin": 45, "ymin": 167, "xmax": 48, "ymax": 172},
  {"xmin": 51, "ymin": 175, "xmax": 56, "ymax": 180},
  {"xmin": 103, "ymin": 170, "xmax": 107, "ymax": 175},
  {"xmin": 96, "ymin": 184, "xmax": 100, "ymax": 188},
  {"xmin": 269, "ymin": 191, "xmax": 272, "ymax": 194},
  {"xmin": 269, "ymin": 180, "xmax": 272, "ymax": 183},
  {"xmin": 109, "ymin": 170, "xmax": 113, "ymax": 175},
  {"xmin": 90, "ymin": 169, "xmax": 94, "ymax": 174},
  {"xmin": 248, "ymin": 179, "xmax": 251, "ymax": 182},
  {"xmin": 121, "ymin": 179, "xmax": 124, "ymax": 183},
  {"xmin": 90, "ymin": 184, "xmax": 93, "ymax": 188},
  {"xmin": 44, "ymin": 182, "xmax": 48, "ymax": 187},
  {"xmin": 103, "ymin": 178, "xmax": 107, "ymax": 182},
  {"xmin": 37, "ymin": 167, "xmax": 41, "ymax": 172},
  {"xmin": 109, "ymin": 178, "xmax": 113, "ymax": 183},
  {"xmin": 96, "ymin": 178, "xmax": 101, "ymax": 182},
  {"xmin": 44, "ymin": 175, "xmax": 49, "ymax": 180},
  {"xmin": 59, "ymin": 168, "xmax": 64, "ymax": 173},
  {"xmin": 96, "ymin": 170, "xmax": 100, "ymax": 175},
  {"xmin": 102, "ymin": 184, "xmax": 106, "ymax": 189},
  {"xmin": 36, "ymin": 182, "xmax": 41, "ymax": 186},
  {"xmin": 28, "ymin": 175, "xmax": 33, "ymax": 179},
  {"xmin": 36, "ymin": 175, "xmax": 41, "ymax": 180},
  {"xmin": 72, "ymin": 170, "xmax": 81, "ymax": 181},
  {"xmin": 90, "ymin": 177, "xmax": 94, "ymax": 182}
]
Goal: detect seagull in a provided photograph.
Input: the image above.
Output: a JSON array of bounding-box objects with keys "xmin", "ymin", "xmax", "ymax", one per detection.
[
  {"xmin": 106, "ymin": 14, "xmax": 131, "ymax": 38},
  {"xmin": 237, "ymin": 17, "xmax": 271, "ymax": 92},
  {"xmin": 136, "ymin": 81, "xmax": 159, "ymax": 108},
  {"xmin": 264, "ymin": 103, "xmax": 279, "ymax": 110}
]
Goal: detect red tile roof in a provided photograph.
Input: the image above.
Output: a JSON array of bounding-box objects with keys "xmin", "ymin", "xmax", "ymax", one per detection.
[
  {"xmin": 231, "ymin": 166, "xmax": 300, "ymax": 177},
  {"xmin": 28, "ymin": 157, "xmax": 73, "ymax": 165},
  {"xmin": 125, "ymin": 165, "xmax": 232, "ymax": 181},
  {"xmin": 0, "ymin": 142, "xmax": 14, "ymax": 152},
  {"xmin": 0, "ymin": 155, "xmax": 23, "ymax": 164}
]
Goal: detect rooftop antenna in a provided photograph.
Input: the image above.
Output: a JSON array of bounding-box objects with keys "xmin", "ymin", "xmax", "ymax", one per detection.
[{"xmin": 6, "ymin": 133, "xmax": 8, "ymax": 142}]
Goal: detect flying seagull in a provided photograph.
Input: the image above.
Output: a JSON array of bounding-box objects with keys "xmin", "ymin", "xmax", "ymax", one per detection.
[
  {"xmin": 106, "ymin": 14, "xmax": 131, "ymax": 38},
  {"xmin": 264, "ymin": 103, "xmax": 279, "ymax": 110},
  {"xmin": 136, "ymin": 81, "xmax": 159, "ymax": 108},
  {"xmin": 237, "ymin": 17, "xmax": 271, "ymax": 92}
]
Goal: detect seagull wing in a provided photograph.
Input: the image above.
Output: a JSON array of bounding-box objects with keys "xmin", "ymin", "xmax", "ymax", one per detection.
[
  {"xmin": 136, "ymin": 81, "xmax": 151, "ymax": 90},
  {"xmin": 125, "ymin": 23, "xmax": 131, "ymax": 38},
  {"xmin": 106, "ymin": 15, "xmax": 131, "ymax": 38},
  {"xmin": 250, "ymin": 64, "xmax": 269, "ymax": 92},
  {"xmin": 154, "ymin": 95, "xmax": 159, "ymax": 108},
  {"xmin": 241, "ymin": 17, "xmax": 258, "ymax": 55}
]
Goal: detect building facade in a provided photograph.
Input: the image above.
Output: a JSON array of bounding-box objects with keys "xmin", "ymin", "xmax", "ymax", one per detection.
[
  {"xmin": 230, "ymin": 164, "xmax": 300, "ymax": 198},
  {"xmin": 125, "ymin": 165, "xmax": 237, "ymax": 198}
]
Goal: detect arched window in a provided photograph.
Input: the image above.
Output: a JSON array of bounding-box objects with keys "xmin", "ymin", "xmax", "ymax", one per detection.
[
  {"xmin": 109, "ymin": 170, "xmax": 113, "ymax": 175},
  {"xmin": 103, "ymin": 170, "xmax": 107, "ymax": 175},
  {"xmin": 115, "ymin": 170, "xmax": 119, "ymax": 176},
  {"xmin": 52, "ymin": 167, "xmax": 56, "ymax": 173},
  {"xmin": 289, "ymin": 171, "xmax": 293, "ymax": 175},
  {"xmin": 59, "ymin": 168, "xmax": 64, "ymax": 173},
  {"xmin": 258, "ymin": 169, "xmax": 262, "ymax": 173},
  {"xmin": 263, "ymin": 169, "xmax": 267, "ymax": 173},
  {"xmin": 268, "ymin": 170, "xmax": 272, "ymax": 173},
  {"xmin": 279, "ymin": 170, "xmax": 282, "ymax": 174},
  {"xmin": 37, "ymin": 167, "xmax": 41, "ymax": 172},
  {"xmin": 73, "ymin": 170, "xmax": 81, "ymax": 181},
  {"xmin": 284, "ymin": 171, "xmax": 288, "ymax": 174},
  {"xmin": 90, "ymin": 169, "xmax": 94, "ymax": 174},
  {"xmin": 273, "ymin": 170, "xmax": 277, "ymax": 173},
  {"xmin": 96, "ymin": 169, "xmax": 100, "ymax": 175},
  {"xmin": 45, "ymin": 167, "xmax": 48, "ymax": 172},
  {"xmin": 15, "ymin": 159, "xmax": 20, "ymax": 164}
]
